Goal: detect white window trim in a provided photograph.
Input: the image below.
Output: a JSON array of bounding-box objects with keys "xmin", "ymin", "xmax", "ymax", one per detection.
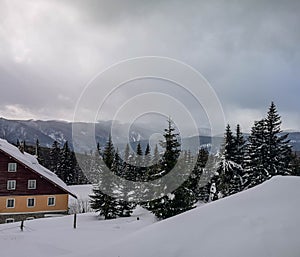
[
  {"xmin": 47, "ymin": 196, "xmax": 56, "ymax": 206},
  {"xmin": 8, "ymin": 162, "xmax": 17, "ymax": 172},
  {"xmin": 6, "ymin": 198, "xmax": 15, "ymax": 208},
  {"xmin": 5, "ymin": 218, "xmax": 15, "ymax": 223},
  {"xmin": 7, "ymin": 180, "xmax": 16, "ymax": 190},
  {"xmin": 27, "ymin": 198, "xmax": 35, "ymax": 208},
  {"xmin": 28, "ymin": 180, "xmax": 37, "ymax": 189}
]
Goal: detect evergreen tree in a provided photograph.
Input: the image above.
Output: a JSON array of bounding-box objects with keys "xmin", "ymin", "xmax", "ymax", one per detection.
[
  {"xmin": 265, "ymin": 102, "xmax": 291, "ymax": 176},
  {"xmin": 159, "ymin": 118, "xmax": 181, "ymax": 176},
  {"xmin": 245, "ymin": 102, "xmax": 292, "ymax": 188},
  {"xmin": 57, "ymin": 141, "xmax": 74, "ymax": 185},
  {"xmin": 96, "ymin": 142, "xmax": 101, "ymax": 157},
  {"xmin": 102, "ymin": 135, "xmax": 115, "ymax": 170},
  {"xmin": 146, "ymin": 119, "xmax": 198, "ymax": 219},
  {"xmin": 213, "ymin": 125, "xmax": 244, "ymax": 198},
  {"xmin": 35, "ymin": 138, "xmax": 43, "ymax": 164},
  {"xmin": 233, "ymin": 124, "xmax": 246, "ymax": 165},
  {"xmin": 193, "ymin": 148, "xmax": 210, "ymax": 202},
  {"xmin": 135, "ymin": 142, "xmax": 143, "ymax": 178},
  {"xmin": 49, "ymin": 141, "xmax": 60, "ymax": 174},
  {"xmin": 244, "ymin": 119, "xmax": 269, "ymax": 188},
  {"xmin": 290, "ymin": 152, "xmax": 300, "ymax": 176},
  {"xmin": 124, "ymin": 143, "xmax": 130, "ymax": 163},
  {"xmin": 90, "ymin": 136, "xmax": 123, "ymax": 219},
  {"xmin": 69, "ymin": 151, "xmax": 88, "ymax": 185}
]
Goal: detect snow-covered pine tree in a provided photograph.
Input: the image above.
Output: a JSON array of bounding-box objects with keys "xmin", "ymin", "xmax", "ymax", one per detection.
[
  {"xmin": 90, "ymin": 136, "xmax": 120, "ymax": 219},
  {"xmin": 111, "ymin": 149, "xmax": 135, "ymax": 217},
  {"xmin": 193, "ymin": 148, "xmax": 210, "ymax": 202},
  {"xmin": 213, "ymin": 125, "xmax": 244, "ymax": 198},
  {"xmin": 159, "ymin": 118, "xmax": 181, "ymax": 177},
  {"xmin": 146, "ymin": 118, "xmax": 198, "ymax": 219},
  {"xmin": 229, "ymin": 124, "xmax": 246, "ymax": 194},
  {"xmin": 245, "ymin": 102, "xmax": 292, "ymax": 188},
  {"xmin": 265, "ymin": 102, "xmax": 291, "ymax": 176},
  {"xmin": 244, "ymin": 119, "xmax": 268, "ymax": 188}
]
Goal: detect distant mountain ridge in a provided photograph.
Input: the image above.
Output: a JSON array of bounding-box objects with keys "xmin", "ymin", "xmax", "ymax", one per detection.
[
  {"xmin": 0, "ymin": 117, "xmax": 299, "ymax": 152},
  {"xmin": 0, "ymin": 118, "xmax": 156, "ymax": 150}
]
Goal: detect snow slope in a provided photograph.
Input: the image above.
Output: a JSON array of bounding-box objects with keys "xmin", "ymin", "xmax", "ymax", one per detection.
[
  {"xmin": 82, "ymin": 176, "xmax": 300, "ymax": 257},
  {"xmin": 0, "ymin": 176, "xmax": 299, "ymax": 257}
]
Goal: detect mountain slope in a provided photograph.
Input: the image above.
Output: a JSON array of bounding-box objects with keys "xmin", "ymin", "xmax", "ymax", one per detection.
[
  {"xmin": 85, "ymin": 176, "xmax": 300, "ymax": 257},
  {"xmin": 1, "ymin": 117, "xmax": 300, "ymax": 152}
]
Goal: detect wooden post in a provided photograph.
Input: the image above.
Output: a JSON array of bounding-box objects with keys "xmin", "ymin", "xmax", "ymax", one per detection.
[
  {"xmin": 73, "ymin": 213, "xmax": 77, "ymax": 229},
  {"xmin": 20, "ymin": 220, "xmax": 24, "ymax": 231}
]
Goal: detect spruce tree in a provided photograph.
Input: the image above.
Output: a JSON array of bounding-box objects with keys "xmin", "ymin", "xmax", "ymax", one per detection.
[
  {"xmin": 49, "ymin": 141, "xmax": 60, "ymax": 174},
  {"xmin": 233, "ymin": 124, "xmax": 246, "ymax": 165},
  {"xmin": 290, "ymin": 152, "xmax": 300, "ymax": 176},
  {"xmin": 265, "ymin": 102, "xmax": 291, "ymax": 176},
  {"xmin": 57, "ymin": 141, "xmax": 74, "ymax": 185},
  {"xmin": 146, "ymin": 118, "xmax": 197, "ymax": 219},
  {"xmin": 193, "ymin": 148, "xmax": 210, "ymax": 202},
  {"xmin": 213, "ymin": 125, "xmax": 244, "ymax": 198},
  {"xmin": 244, "ymin": 119, "xmax": 269, "ymax": 188},
  {"xmin": 245, "ymin": 102, "xmax": 292, "ymax": 188},
  {"xmin": 90, "ymin": 136, "xmax": 122, "ymax": 219},
  {"xmin": 159, "ymin": 118, "xmax": 181, "ymax": 176},
  {"xmin": 102, "ymin": 135, "xmax": 115, "ymax": 170}
]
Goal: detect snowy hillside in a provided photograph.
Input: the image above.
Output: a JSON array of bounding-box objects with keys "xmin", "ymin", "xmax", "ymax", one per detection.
[
  {"xmin": 81, "ymin": 176, "xmax": 300, "ymax": 257},
  {"xmin": 1, "ymin": 176, "xmax": 300, "ymax": 257}
]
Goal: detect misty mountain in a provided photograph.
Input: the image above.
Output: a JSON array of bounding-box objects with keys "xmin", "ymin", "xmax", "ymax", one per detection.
[
  {"xmin": 0, "ymin": 118, "xmax": 156, "ymax": 150},
  {"xmin": 0, "ymin": 117, "xmax": 299, "ymax": 152}
]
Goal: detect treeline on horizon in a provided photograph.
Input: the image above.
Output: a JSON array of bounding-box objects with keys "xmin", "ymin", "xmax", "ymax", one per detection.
[{"xmin": 14, "ymin": 101, "xmax": 300, "ymax": 220}]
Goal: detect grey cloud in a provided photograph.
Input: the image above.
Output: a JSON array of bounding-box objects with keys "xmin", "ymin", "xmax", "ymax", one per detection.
[{"xmin": 0, "ymin": 0, "xmax": 299, "ymax": 130}]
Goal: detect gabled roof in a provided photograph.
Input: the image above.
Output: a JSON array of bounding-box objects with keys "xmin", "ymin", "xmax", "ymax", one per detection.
[{"xmin": 0, "ymin": 139, "xmax": 77, "ymax": 199}]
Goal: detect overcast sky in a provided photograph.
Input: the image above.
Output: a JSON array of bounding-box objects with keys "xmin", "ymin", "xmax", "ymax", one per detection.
[{"xmin": 0, "ymin": 0, "xmax": 299, "ymax": 132}]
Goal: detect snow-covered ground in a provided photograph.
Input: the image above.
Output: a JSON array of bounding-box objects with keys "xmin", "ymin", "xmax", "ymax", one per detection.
[
  {"xmin": 1, "ymin": 176, "xmax": 300, "ymax": 257},
  {"xmin": 68, "ymin": 184, "xmax": 94, "ymax": 213}
]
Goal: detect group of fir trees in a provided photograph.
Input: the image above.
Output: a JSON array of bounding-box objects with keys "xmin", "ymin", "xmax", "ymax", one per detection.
[
  {"xmin": 90, "ymin": 119, "xmax": 209, "ymax": 220},
  {"xmin": 90, "ymin": 102, "xmax": 296, "ymax": 220},
  {"xmin": 210, "ymin": 102, "xmax": 293, "ymax": 200},
  {"xmin": 48, "ymin": 141, "xmax": 88, "ymax": 185},
  {"xmin": 15, "ymin": 138, "xmax": 88, "ymax": 185}
]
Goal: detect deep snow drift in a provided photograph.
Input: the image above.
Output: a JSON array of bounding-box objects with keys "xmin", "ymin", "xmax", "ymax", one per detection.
[
  {"xmin": 81, "ymin": 176, "xmax": 300, "ymax": 257},
  {"xmin": 1, "ymin": 176, "xmax": 299, "ymax": 257}
]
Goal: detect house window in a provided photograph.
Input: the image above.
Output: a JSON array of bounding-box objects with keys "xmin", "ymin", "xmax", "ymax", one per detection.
[
  {"xmin": 27, "ymin": 198, "xmax": 35, "ymax": 208},
  {"xmin": 28, "ymin": 180, "xmax": 36, "ymax": 189},
  {"xmin": 6, "ymin": 198, "xmax": 15, "ymax": 208},
  {"xmin": 8, "ymin": 163, "xmax": 17, "ymax": 172},
  {"xmin": 5, "ymin": 218, "xmax": 15, "ymax": 223},
  {"xmin": 7, "ymin": 180, "xmax": 16, "ymax": 190},
  {"xmin": 48, "ymin": 197, "xmax": 55, "ymax": 206}
]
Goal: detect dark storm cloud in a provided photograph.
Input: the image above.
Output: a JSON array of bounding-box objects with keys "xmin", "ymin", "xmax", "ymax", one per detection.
[{"xmin": 0, "ymin": 0, "xmax": 299, "ymax": 130}]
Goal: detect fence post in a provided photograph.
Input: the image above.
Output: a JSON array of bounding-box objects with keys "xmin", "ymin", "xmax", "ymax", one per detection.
[
  {"xmin": 73, "ymin": 213, "xmax": 77, "ymax": 229},
  {"xmin": 20, "ymin": 220, "xmax": 24, "ymax": 231}
]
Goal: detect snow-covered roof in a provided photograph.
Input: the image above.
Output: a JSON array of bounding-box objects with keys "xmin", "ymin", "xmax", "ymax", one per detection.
[{"xmin": 0, "ymin": 139, "xmax": 77, "ymax": 198}]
